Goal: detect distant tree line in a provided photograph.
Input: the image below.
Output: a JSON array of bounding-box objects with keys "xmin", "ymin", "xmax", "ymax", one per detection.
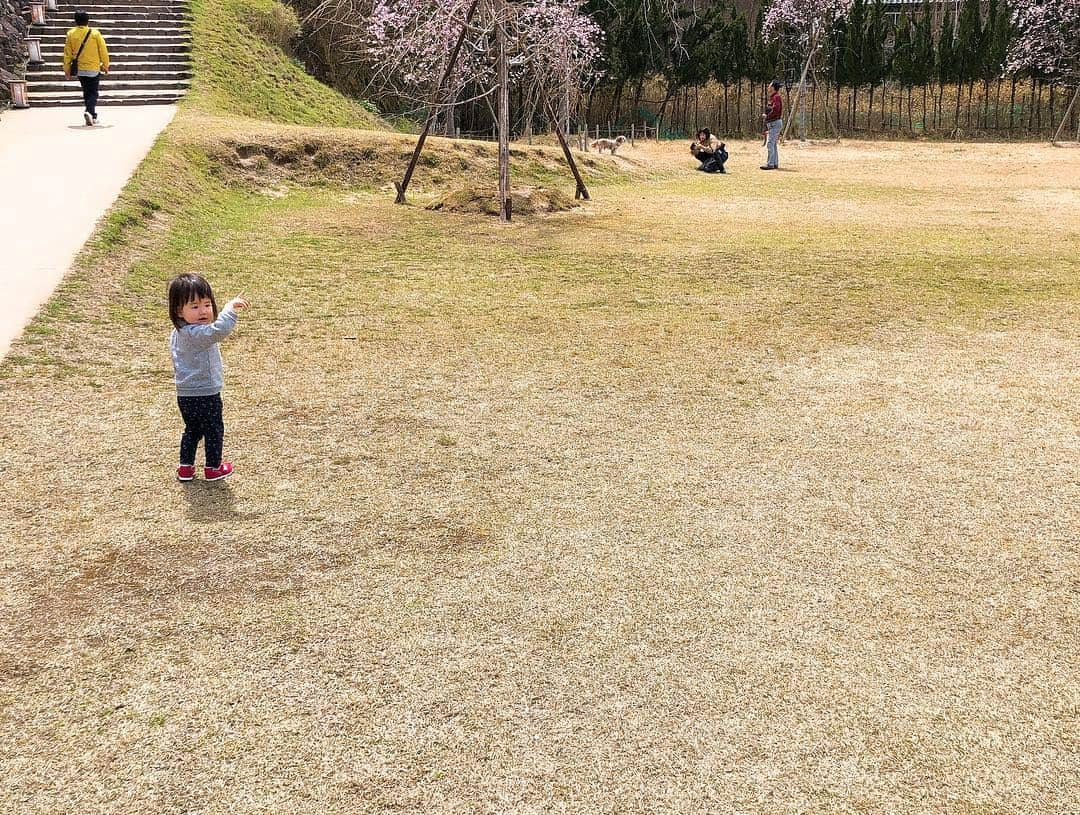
[
  {"xmin": 584, "ymin": 0, "xmax": 1077, "ymax": 137},
  {"xmin": 291, "ymin": 0, "xmax": 1079, "ymax": 139}
]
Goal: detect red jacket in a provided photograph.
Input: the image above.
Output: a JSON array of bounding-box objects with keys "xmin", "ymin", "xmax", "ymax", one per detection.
[{"xmin": 765, "ymin": 91, "xmax": 782, "ymax": 123}]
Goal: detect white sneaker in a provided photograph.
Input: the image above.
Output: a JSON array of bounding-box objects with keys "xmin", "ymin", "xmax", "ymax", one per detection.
[{"xmin": 83, "ymin": 111, "xmax": 93, "ymax": 126}]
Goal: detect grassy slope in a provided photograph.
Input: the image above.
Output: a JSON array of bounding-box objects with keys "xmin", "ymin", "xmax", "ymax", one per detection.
[
  {"xmin": 183, "ymin": 0, "xmax": 382, "ymax": 128},
  {"xmin": 1, "ymin": 4, "xmax": 1079, "ymax": 814}
]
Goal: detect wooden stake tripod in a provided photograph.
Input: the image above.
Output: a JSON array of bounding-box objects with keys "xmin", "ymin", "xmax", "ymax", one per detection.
[
  {"xmin": 393, "ymin": 0, "xmax": 590, "ymax": 217},
  {"xmin": 1051, "ymin": 84, "xmax": 1080, "ymax": 145},
  {"xmin": 781, "ymin": 26, "xmax": 840, "ymax": 144}
]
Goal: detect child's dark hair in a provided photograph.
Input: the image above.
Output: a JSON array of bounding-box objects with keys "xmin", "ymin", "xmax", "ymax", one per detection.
[
  {"xmin": 74, "ymin": 10, "xmax": 90, "ymax": 25},
  {"xmin": 168, "ymin": 273, "xmax": 218, "ymax": 329}
]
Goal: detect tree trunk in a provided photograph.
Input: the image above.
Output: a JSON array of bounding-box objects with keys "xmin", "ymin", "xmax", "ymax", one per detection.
[
  {"xmin": 656, "ymin": 82, "xmax": 677, "ymax": 134},
  {"xmin": 1028, "ymin": 78, "xmax": 1037, "ymax": 132},
  {"xmin": 953, "ymin": 83, "xmax": 962, "ymax": 129},
  {"xmin": 836, "ymin": 83, "xmax": 842, "ymax": 136},
  {"xmin": 559, "ymin": 83, "xmax": 571, "ymax": 138},
  {"xmin": 993, "ymin": 78, "xmax": 1000, "ymax": 132},
  {"xmin": 631, "ymin": 79, "xmax": 644, "ymax": 122},
  {"xmin": 1008, "ymin": 77, "xmax": 1016, "ymax": 134},
  {"xmin": 610, "ymin": 78, "xmax": 626, "ymax": 124},
  {"xmin": 496, "ymin": 0, "xmax": 510, "ymax": 222},
  {"xmin": 1048, "ymin": 82, "xmax": 1055, "ymax": 135},
  {"xmin": 868, "ymin": 83, "xmax": 875, "ymax": 133},
  {"xmin": 922, "ymin": 84, "xmax": 928, "ymax": 134},
  {"xmin": 736, "ymin": 79, "xmax": 743, "ymax": 134}
]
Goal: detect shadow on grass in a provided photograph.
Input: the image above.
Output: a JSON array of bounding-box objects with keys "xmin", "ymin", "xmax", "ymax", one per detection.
[{"xmin": 181, "ymin": 480, "xmax": 250, "ymax": 521}]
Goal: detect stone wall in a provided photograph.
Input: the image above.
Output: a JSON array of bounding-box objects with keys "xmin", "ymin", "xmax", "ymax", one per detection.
[{"xmin": 0, "ymin": 0, "xmax": 29, "ymax": 108}]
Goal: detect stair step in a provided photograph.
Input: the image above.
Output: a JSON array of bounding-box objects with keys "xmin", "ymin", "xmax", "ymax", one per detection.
[
  {"xmin": 33, "ymin": 12, "xmax": 191, "ymax": 21},
  {"xmin": 34, "ymin": 17, "xmax": 192, "ymax": 26},
  {"xmin": 41, "ymin": 6, "xmax": 188, "ymax": 16},
  {"xmin": 29, "ymin": 88, "xmax": 185, "ymax": 100},
  {"xmin": 54, "ymin": 2, "xmax": 190, "ymax": 8},
  {"xmin": 29, "ymin": 79, "xmax": 190, "ymax": 92},
  {"xmin": 37, "ymin": 33, "xmax": 191, "ymax": 42},
  {"xmin": 27, "ymin": 68, "xmax": 192, "ymax": 81},
  {"xmin": 41, "ymin": 43, "xmax": 191, "ymax": 55},
  {"xmin": 34, "ymin": 26, "xmax": 188, "ymax": 35},
  {"xmin": 39, "ymin": 53, "xmax": 190, "ymax": 65}
]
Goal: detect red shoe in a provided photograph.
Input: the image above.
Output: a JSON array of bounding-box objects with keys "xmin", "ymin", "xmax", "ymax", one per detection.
[
  {"xmin": 177, "ymin": 464, "xmax": 196, "ymax": 482},
  {"xmin": 204, "ymin": 462, "xmax": 234, "ymax": 481}
]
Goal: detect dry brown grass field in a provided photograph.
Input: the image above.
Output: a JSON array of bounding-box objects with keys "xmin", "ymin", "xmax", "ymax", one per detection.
[{"xmin": 1, "ymin": 119, "xmax": 1078, "ymax": 813}]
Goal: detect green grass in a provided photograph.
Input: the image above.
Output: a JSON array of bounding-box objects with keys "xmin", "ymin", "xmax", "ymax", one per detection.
[{"xmin": 183, "ymin": 0, "xmax": 383, "ymax": 128}]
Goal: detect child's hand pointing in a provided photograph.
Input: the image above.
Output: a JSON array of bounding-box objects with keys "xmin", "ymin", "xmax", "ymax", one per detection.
[{"xmin": 227, "ymin": 296, "xmax": 250, "ymax": 311}]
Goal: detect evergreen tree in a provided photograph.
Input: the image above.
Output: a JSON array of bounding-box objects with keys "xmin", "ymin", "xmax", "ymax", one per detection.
[
  {"xmin": 840, "ymin": 0, "xmax": 867, "ymax": 88},
  {"xmin": 986, "ymin": 0, "xmax": 1012, "ymax": 76},
  {"xmin": 955, "ymin": 0, "xmax": 983, "ymax": 124},
  {"xmin": 892, "ymin": 12, "xmax": 914, "ymax": 129},
  {"xmin": 911, "ymin": 0, "xmax": 935, "ymax": 128},
  {"xmin": 912, "ymin": 0, "xmax": 935, "ymax": 86},
  {"xmin": 892, "ymin": 13, "xmax": 913, "ymax": 85},
  {"xmin": 862, "ymin": 0, "xmax": 889, "ymax": 128},
  {"xmin": 751, "ymin": 8, "xmax": 781, "ymax": 84},
  {"xmin": 936, "ymin": 5, "xmax": 958, "ymax": 126},
  {"xmin": 709, "ymin": 4, "xmax": 751, "ymax": 132}
]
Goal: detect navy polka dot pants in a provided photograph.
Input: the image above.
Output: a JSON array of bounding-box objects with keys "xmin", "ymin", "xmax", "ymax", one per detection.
[{"xmin": 177, "ymin": 394, "xmax": 224, "ymax": 468}]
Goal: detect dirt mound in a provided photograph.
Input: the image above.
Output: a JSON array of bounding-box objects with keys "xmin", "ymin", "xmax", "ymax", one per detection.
[
  {"xmin": 426, "ymin": 186, "xmax": 579, "ymax": 216},
  {"xmin": 175, "ymin": 116, "xmax": 620, "ymax": 193}
]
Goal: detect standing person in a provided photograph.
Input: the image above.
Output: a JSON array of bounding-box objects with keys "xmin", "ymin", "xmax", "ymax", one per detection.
[
  {"xmin": 63, "ymin": 10, "xmax": 109, "ymax": 127},
  {"xmin": 167, "ymin": 273, "xmax": 249, "ymax": 482},
  {"xmin": 761, "ymin": 80, "xmax": 783, "ymax": 170}
]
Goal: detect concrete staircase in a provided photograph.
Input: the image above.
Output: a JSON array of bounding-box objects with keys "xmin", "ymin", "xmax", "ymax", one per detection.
[{"xmin": 26, "ymin": 0, "xmax": 190, "ymax": 107}]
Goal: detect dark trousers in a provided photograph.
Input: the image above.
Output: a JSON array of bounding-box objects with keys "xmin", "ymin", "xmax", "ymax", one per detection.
[
  {"xmin": 77, "ymin": 74, "xmax": 100, "ymax": 117},
  {"xmin": 698, "ymin": 147, "xmax": 728, "ymax": 173},
  {"xmin": 177, "ymin": 394, "xmax": 224, "ymax": 468}
]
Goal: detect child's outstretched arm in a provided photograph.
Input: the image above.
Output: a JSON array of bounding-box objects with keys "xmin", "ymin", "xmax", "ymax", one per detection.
[{"xmin": 182, "ymin": 296, "xmax": 249, "ymax": 348}]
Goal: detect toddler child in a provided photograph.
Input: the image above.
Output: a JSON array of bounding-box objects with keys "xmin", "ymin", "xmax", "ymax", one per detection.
[{"xmin": 167, "ymin": 273, "xmax": 248, "ymax": 481}]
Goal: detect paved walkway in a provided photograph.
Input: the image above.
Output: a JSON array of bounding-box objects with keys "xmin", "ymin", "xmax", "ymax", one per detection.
[{"xmin": 0, "ymin": 104, "xmax": 176, "ymax": 359}]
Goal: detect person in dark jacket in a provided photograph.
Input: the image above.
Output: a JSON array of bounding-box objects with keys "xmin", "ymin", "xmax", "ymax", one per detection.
[{"xmin": 691, "ymin": 129, "xmax": 728, "ymax": 173}]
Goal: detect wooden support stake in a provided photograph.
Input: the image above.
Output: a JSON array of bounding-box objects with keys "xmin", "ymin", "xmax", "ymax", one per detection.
[
  {"xmin": 782, "ymin": 30, "xmax": 817, "ymax": 144},
  {"xmin": 495, "ymin": 0, "xmax": 511, "ymax": 222},
  {"xmin": 395, "ymin": 0, "xmax": 479, "ymax": 204},
  {"xmin": 545, "ymin": 99, "xmax": 590, "ymax": 201},
  {"xmin": 1051, "ymin": 84, "xmax": 1080, "ymax": 145}
]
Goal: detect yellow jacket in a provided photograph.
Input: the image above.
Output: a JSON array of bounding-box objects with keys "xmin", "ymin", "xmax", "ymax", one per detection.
[{"xmin": 64, "ymin": 26, "xmax": 109, "ymax": 74}]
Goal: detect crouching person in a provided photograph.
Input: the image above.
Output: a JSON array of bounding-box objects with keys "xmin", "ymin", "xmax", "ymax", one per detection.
[{"xmin": 691, "ymin": 129, "xmax": 728, "ymax": 174}]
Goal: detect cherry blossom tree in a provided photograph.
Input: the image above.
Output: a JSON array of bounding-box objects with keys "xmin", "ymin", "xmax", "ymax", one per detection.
[
  {"xmin": 761, "ymin": 0, "xmax": 853, "ymax": 46},
  {"xmin": 761, "ymin": 0, "xmax": 853, "ymax": 141},
  {"xmin": 1007, "ymin": 0, "xmax": 1079, "ymax": 81},
  {"xmin": 302, "ymin": 0, "xmax": 602, "ymax": 218},
  {"xmin": 1006, "ymin": 0, "xmax": 1080, "ymax": 142},
  {"xmin": 303, "ymin": 0, "xmax": 601, "ymax": 129}
]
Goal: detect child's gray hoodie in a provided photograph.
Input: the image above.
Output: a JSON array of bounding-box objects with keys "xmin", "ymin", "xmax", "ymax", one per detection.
[{"xmin": 170, "ymin": 305, "xmax": 238, "ymax": 397}]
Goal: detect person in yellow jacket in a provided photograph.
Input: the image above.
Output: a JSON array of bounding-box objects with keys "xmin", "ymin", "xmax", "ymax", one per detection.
[{"xmin": 63, "ymin": 10, "xmax": 109, "ymax": 126}]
